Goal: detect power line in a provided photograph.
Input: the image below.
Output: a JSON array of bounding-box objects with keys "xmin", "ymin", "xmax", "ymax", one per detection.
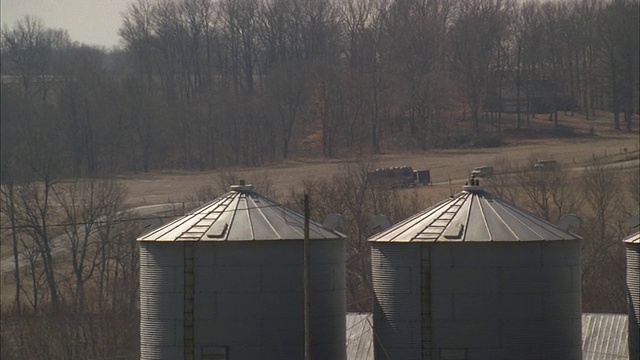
[
  {"xmin": 0, "ymin": 202, "xmax": 310, "ymax": 231},
  {"xmin": 1, "ymin": 213, "xmax": 179, "ymax": 231}
]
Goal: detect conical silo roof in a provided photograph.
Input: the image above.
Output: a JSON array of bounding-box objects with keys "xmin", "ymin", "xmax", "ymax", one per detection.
[
  {"xmin": 369, "ymin": 184, "xmax": 581, "ymax": 242},
  {"xmin": 138, "ymin": 183, "xmax": 342, "ymax": 241}
]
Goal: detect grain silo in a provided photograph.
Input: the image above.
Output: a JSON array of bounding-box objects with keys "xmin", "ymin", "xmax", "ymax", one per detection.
[
  {"xmin": 625, "ymin": 231, "xmax": 640, "ymax": 360},
  {"xmin": 138, "ymin": 183, "xmax": 346, "ymax": 360},
  {"xmin": 369, "ymin": 182, "xmax": 582, "ymax": 360}
]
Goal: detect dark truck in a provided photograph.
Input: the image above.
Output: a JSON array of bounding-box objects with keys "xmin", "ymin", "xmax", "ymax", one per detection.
[{"xmin": 368, "ymin": 166, "xmax": 430, "ymax": 188}]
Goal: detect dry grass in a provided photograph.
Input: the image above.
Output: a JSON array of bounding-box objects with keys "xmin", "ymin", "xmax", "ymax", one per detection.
[
  {"xmin": 117, "ymin": 131, "xmax": 639, "ymax": 207},
  {"xmin": 114, "ymin": 110, "xmax": 638, "ymax": 206}
]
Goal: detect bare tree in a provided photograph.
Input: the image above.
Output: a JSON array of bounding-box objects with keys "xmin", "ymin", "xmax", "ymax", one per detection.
[
  {"xmin": 53, "ymin": 178, "xmax": 127, "ymax": 312},
  {"xmin": 19, "ymin": 241, "xmax": 47, "ymax": 312},
  {"xmin": 598, "ymin": 0, "xmax": 639, "ymax": 130},
  {"xmin": 308, "ymin": 64, "xmax": 345, "ymax": 157},
  {"xmin": 515, "ymin": 155, "xmax": 579, "ymax": 223},
  {"xmin": 500, "ymin": 1, "xmax": 541, "ymax": 128},
  {"xmin": 57, "ymin": 46, "xmax": 117, "ymax": 176},
  {"xmin": 298, "ymin": 164, "xmax": 374, "ymax": 311},
  {"xmin": 293, "ymin": 161, "xmax": 424, "ymax": 312},
  {"xmin": 267, "ymin": 61, "xmax": 312, "ymax": 159},
  {"xmin": 366, "ymin": 0, "xmax": 389, "ymax": 154},
  {"xmin": 619, "ymin": 0, "xmax": 639, "ymax": 131},
  {"xmin": 0, "ymin": 183, "xmax": 22, "ymax": 312},
  {"xmin": 338, "ymin": 0, "xmax": 378, "ymax": 153},
  {"xmin": 341, "ymin": 0, "xmax": 375, "ymax": 70},
  {"xmin": 1, "ymin": 16, "xmax": 70, "ymax": 105},
  {"xmin": 627, "ymin": 168, "xmax": 640, "ymax": 207},
  {"xmin": 580, "ymin": 166, "xmax": 626, "ymax": 312},
  {"xmin": 14, "ymin": 176, "xmax": 60, "ymax": 307},
  {"xmin": 119, "ymin": 0, "xmax": 164, "ymax": 172},
  {"xmin": 220, "ymin": 0, "xmax": 260, "ymax": 95},
  {"xmin": 450, "ymin": 0, "xmax": 512, "ymax": 133},
  {"xmin": 180, "ymin": 0, "xmax": 217, "ymax": 93},
  {"xmin": 93, "ymin": 205, "xmax": 130, "ymax": 312},
  {"xmin": 384, "ymin": 0, "xmax": 451, "ymax": 148},
  {"xmin": 120, "ymin": 0, "xmax": 157, "ymax": 91},
  {"xmin": 484, "ymin": 156, "xmax": 518, "ymax": 204}
]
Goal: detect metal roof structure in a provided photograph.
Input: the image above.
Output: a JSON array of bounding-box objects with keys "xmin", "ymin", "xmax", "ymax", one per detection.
[
  {"xmin": 345, "ymin": 313, "xmax": 629, "ymax": 360},
  {"xmin": 369, "ymin": 185, "xmax": 581, "ymax": 242},
  {"xmin": 138, "ymin": 184, "xmax": 343, "ymax": 241},
  {"xmin": 624, "ymin": 231, "xmax": 640, "ymax": 244},
  {"xmin": 346, "ymin": 313, "xmax": 373, "ymax": 360},
  {"xmin": 582, "ymin": 313, "xmax": 629, "ymax": 359}
]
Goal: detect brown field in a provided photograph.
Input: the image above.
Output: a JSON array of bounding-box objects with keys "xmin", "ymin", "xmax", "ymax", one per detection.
[{"xmin": 119, "ymin": 113, "xmax": 639, "ymax": 207}]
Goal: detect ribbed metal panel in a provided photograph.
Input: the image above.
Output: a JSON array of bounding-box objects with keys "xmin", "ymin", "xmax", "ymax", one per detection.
[
  {"xmin": 346, "ymin": 313, "xmax": 373, "ymax": 360},
  {"xmin": 582, "ymin": 313, "xmax": 629, "ymax": 359},
  {"xmin": 370, "ymin": 185, "xmax": 584, "ymax": 359},
  {"xmin": 627, "ymin": 243, "xmax": 640, "ymax": 360},
  {"xmin": 138, "ymin": 185, "xmax": 346, "ymax": 360},
  {"xmin": 371, "ymin": 243, "xmax": 422, "ymax": 359},
  {"xmin": 371, "ymin": 220, "xmax": 581, "ymax": 359},
  {"xmin": 138, "ymin": 189, "xmax": 343, "ymax": 241},
  {"xmin": 429, "ymin": 241, "xmax": 582, "ymax": 360},
  {"xmin": 369, "ymin": 188, "xmax": 581, "ymax": 243},
  {"xmin": 140, "ymin": 242, "xmax": 184, "ymax": 359},
  {"xmin": 192, "ymin": 240, "xmax": 346, "ymax": 360}
]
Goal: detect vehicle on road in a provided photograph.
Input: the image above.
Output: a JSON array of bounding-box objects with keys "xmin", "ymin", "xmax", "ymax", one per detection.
[
  {"xmin": 533, "ymin": 159, "xmax": 559, "ymax": 171},
  {"xmin": 368, "ymin": 166, "xmax": 430, "ymax": 188},
  {"xmin": 471, "ymin": 165, "xmax": 494, "ymax": 178}
]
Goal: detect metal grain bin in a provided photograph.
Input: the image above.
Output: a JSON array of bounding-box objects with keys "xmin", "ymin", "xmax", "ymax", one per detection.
[
  {"xmin": 369, "ymin": 184, "xmax": 582, "ymax": 360},
  {"xmin": 138, "ymin": 184, "xmax": 346, "ymax": 360},
  {"xmin": 625, "ymin": 231, "xmax": 640, "ymax": 360}
]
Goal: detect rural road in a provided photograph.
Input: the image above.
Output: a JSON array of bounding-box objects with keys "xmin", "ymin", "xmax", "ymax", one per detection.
[
  {"xmin": 0, "ymin": 202, "xmax": 197, "ymax": 275},
  {"xmin": 432, "ymin": 158, "xmax": 639, "ymax": 186}
]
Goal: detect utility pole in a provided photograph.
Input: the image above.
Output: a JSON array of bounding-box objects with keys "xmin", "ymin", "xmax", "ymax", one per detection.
[{"xmin": 304, "ymin": 194, "xmax": 311, "ymax": 360}]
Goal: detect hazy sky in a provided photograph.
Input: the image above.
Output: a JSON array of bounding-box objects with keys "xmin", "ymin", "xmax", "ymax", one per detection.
[{"xmin": 1, "ymin": 0, "xmax": 133, "ymax": 49}]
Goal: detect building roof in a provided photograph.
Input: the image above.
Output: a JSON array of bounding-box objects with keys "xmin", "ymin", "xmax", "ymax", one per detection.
[
  {"xmin": 623, "ymin": 231, "xmax": 640, "ymax": 244},
  {"xmin": 369, "ymin": 185, "xmax": 581, "ymax": 243},
  {"xmin": 138, "ymin": 184, "xmax": 343, "ymax": 241},
  {"xmin": 346, "ymin": 313, "xmax": 373, "ymax": 360},
  {"xmin": 582, "ymin": 313, "xmax": 629, "ymax": 359},
  {"xmin": 345, "ymin": 313, "xmax": 628, "ymax": 360}
]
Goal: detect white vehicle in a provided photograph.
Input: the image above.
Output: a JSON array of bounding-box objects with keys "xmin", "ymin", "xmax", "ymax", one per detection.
[
  {"xmin": 533, "ymin": 159, "xmax": 559, "ymax": 171},
  {"xmin": 471, "ymin": 165, "xmax": 494, "ymax": 178}
]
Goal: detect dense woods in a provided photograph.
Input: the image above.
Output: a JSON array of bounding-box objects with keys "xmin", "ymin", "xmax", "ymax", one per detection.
[
  {"xmin": 1, "ymin": 0, "xmax": 638, "ymax": 180},
  {"xmin": 0, "ymin": 0, "xmax": 638, "ymax": 358}
]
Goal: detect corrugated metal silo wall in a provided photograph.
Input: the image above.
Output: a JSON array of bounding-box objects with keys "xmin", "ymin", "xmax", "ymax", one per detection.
[
  {"xmin": 192, "ymin": 240, "xmax": 346, "ymax": 360},
  {"xmin": 371, "ymin": 243, "xmax": 423, "ymax": 359},
  {"xmin": 431, "ymin": 241, "xmax": 582, "ymax": 360},
  {"xmin": 140, "ymin": 242, "xmax": 185, "ymax": 359},
  {"xmin": 628, "ymin": 244, "xmax": 640, "ymax": 360}
]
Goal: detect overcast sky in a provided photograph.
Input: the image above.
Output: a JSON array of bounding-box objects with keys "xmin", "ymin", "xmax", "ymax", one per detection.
[{"xmin": 1, "ymin": 0, "xmax": 133, "ymax": 49}]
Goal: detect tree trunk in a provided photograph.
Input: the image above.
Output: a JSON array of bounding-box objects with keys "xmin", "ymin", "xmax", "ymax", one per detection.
[{"xmin": 7, "ymin": 185, "xmax": 22, "ymax": 313}]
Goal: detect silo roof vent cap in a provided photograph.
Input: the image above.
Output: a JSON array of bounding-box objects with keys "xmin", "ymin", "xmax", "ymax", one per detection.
[
  {"xmin": 230, "ymin": 180, "xmax": 254, "ymax": 192},
  {"xmin": 463, "ymin": 176, "xmax": 484, "ymax": 193}
]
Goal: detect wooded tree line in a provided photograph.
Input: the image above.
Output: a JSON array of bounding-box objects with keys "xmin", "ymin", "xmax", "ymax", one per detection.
[{"xmin": 1, "ymin": 0, "xmax": 638, "ymax": 181}]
